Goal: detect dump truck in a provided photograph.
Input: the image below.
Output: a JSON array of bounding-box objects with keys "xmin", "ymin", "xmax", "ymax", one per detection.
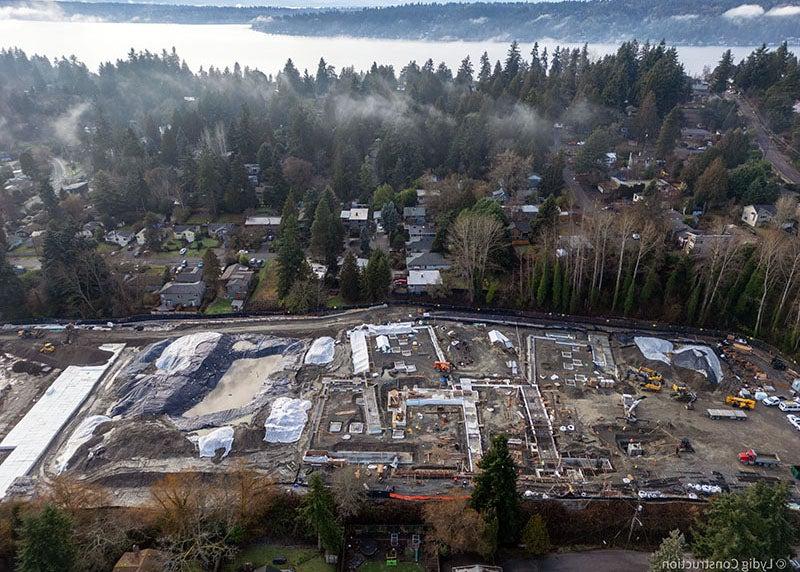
[
  {"xmin": 725, "ymin": 395, "xmax": 756, "ymax": 410},
  {"xmin": 738, "ymin": 449, "xmax": 780, "ymax": 467},
  {"xmin": 707, "ymin": 408, "xmax": 747, "ymax": 420}
]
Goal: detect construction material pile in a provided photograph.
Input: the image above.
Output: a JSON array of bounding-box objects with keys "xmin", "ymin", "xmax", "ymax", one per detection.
[
  {"xmin": 634, "ymin": 336, "xmax": 723, "ymax": 384},
  {"xmin": 111, "ymin": 332, "xmax": 304, "ymax": 418}
]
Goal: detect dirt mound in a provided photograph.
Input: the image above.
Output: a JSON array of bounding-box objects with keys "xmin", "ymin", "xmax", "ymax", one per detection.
[
  {"xmin": 2, "ymin": 339, "xmax": 113, "ymax": 368},
  {"xmin": 65, "ymin": 419, "xmax": 196, "ymax": 474}
]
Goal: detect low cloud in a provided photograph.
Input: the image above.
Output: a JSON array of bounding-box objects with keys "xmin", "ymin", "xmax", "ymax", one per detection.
[
  {"xmin": 722, "ymin": 4, "xmax": 765, "ymax": 19},
  {"xmin": 765, "ymin": 5, "xmax": 800, "ymax": 16},
  {"xmin": 0, "ymin": 1, "xmax": 103, "ymax": 23},
  {"xmin": 52, "ymin": 103, "xmax": 90, "ymax": 147},
  {"xmin": 670, "ymin": 14, "xmax": 699, "ymax": 21},
  {"xmin": 469, "ymin": 16, "xmax": 488, "ymax": 25}
]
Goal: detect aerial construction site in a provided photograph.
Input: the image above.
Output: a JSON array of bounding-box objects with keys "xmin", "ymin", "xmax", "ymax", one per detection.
[{"xmin": 0, "ymin": 306, "xmax": 799, "ymax": 505}]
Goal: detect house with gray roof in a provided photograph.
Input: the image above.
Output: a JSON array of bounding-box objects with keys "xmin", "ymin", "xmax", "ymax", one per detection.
[{"xmin": 158, "ymin": 280, "xmax": 206, "ymax": 309}]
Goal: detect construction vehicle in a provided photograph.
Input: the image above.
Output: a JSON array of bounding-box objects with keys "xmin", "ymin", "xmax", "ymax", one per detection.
[
  {"xmin": 676, "ymin": 437, "xmax": 694, "ymax": 454},
  {"xmin": 725, "ymin": 395, "xmax": 756, "ymax": 410},
  {"xmin": 707, "ymin": 408, "xmax": 747, "ymax": 420},
  {"xmin": 738, "ymin": 449, "xmax": 780, "ymax": 467},
  {"xmin": 39, "ymin": 342, "xmax": 56, "ymax": 354},
  {"xmin": 434, "ymin": 361, "xmax": 452, "ymax": 373},
  {"xmin": 628, "ymin": 366, "xmax": 663, "ymax": 391},
  {"xmin": 671, "ymin": 384, "xmax": 698, "ymax": 409},
  {"xmin": 17, "ymin": 329, "xmax": 43, "ymax": 339},
  {"xmin": 622, "ymin": 393, "xmax": 646, "ymax": 423}
]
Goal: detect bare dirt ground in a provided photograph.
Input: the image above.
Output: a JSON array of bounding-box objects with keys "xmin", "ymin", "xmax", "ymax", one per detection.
[{"xmin": 184, "ymin": 354, "xmax": 283, "ymax": 417}]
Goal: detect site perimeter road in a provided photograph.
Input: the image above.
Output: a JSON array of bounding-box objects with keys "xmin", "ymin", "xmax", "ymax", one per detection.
[{"xmin": 730, "ymin": 92, "xmax": 800, "ymax": 186}]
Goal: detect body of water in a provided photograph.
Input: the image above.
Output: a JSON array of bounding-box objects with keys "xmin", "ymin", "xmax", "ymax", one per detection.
[{"xmin": 0, "ymin": 19, "xmax": 795, "ymax": 77}]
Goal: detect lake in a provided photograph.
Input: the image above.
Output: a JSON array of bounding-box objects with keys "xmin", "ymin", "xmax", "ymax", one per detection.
[{"xmin": 0, "ymin": 18, "xmax": 796, "ymax": 77}]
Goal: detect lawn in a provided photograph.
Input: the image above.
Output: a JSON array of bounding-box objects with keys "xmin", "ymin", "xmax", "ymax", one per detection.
[
  {"xmin": 9, "ymin": 245, "xmax": 37, "ymax": 257},
  {"xmin": 326, "ymin": 294, "xmax": 344, "ymax": 308},
  {"xmin": 249, "ymin": 260, "xmax": 278, "ymax": 305},
  {"xmin": 226, "ymin": 544, "xmax": 333, "ymax": 572},
  {"xmin": 205, "ymin": 298, "xmax": 233, "ymax": 315}
]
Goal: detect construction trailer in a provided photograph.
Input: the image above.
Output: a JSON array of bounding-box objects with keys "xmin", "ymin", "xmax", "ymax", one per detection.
[{"xmin": 707, "ymin": 408, "xmax": 747, "ymax": 420}]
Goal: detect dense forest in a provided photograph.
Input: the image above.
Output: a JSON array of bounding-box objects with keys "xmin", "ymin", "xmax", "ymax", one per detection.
[
  {"xmin": 2, "ymin": 39, "xmax": 800, "ymax": 354},
  {"xmin": 252, "ymin": 0, "xmax": 800, "ymax": 45}
]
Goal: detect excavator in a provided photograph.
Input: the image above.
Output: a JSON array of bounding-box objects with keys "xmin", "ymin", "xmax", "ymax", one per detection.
[
  {"xmin": 671, "ymin": 383, "xmax": 698, "ymax": 410},
  {"xmin": 725, "ymin": 395, "xmax": 756, "ymax": 410},
  {"xmin": 622, "ymin": 394, "xmax": 646, "ymax": 423},
  {"xmin": 629, "ymin": 366, "xmax": 663, "ymax": 392}
]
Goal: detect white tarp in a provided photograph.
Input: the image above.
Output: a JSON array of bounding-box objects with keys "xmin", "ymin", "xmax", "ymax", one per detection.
[
  {"xmin": 489, "ymin": 330, "xmax": 513, "ymax": 349},
  {"xmin": 264, "ymin": 397, "xmax": 312, "ymax": 443},
  {"xmin": 304, "ymin": 337, "xmax": 335, "ymax": 365},
  {"xmin": 376, "ymin": 335, "xmax": 391, "ymax": 352},
  {"xmin": 198, "ymin": 426, "xmax": 235, "ymax": 458},
  {"xmin": 349, "ymin": 323, "xmax": 417, "ymax": 374},
  {"xmin": 634, "ymin": 336, "xmax": 723, "ymax": 384},
  {"xmin": 55, "ymin": 415, "xmax": 111, "ymax": 473},
  {"xmin": 155, "ymin": 332, "xmax": 222, "ymax": 374},
  {"xmin": 0, "ymin": 343, "xmax": 124, "ymax": 498}
]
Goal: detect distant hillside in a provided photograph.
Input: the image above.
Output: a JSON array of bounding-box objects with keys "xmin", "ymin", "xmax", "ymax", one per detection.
[
  {"xmin": 251, "ymin": 0, "xmax": 800, "ymax": 45},
  {"xmin": 54, "ymin": 1, "xmax": 309, "ymax": 24}
]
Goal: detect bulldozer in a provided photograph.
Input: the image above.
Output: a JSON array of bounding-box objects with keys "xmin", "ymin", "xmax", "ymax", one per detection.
[
  {"xmin": 628, "ymin": 366, "xmax": 663, "ymax": 391},
  {"xmin": 39, "ymin": 342, "xmax": 56, "ymax": 354},
  {"xmin": 724, "ymin": 395, "xmax": 756, "ymax": 410}
]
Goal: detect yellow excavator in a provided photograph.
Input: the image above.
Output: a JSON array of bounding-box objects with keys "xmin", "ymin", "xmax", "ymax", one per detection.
[{"xmin": 725, "ymin": 395, "xmax": 756, "ymax": 410}]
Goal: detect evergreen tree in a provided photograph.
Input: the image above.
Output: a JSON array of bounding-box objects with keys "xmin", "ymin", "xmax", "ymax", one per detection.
[
  {"xmin": 650, "ymin": 530, "xmax": 685, "ymax": 572},
  {"xmin": 470, "ymin": 435, "xmax": 520, "ymax": 545},
  {"xmin": 536, "ymin": 256, "xmax": 550, "ymax": 307},
  {"xmin": 710, "ymin": 50, "xmax": 734, "ymax": 93},
  {"xmin": 202, "ymin": 249, "xmax": 221, "ymax": 292},
  {"xmin": 695, "ymin": 158, "xmax": 728, "ymax": 209},
  {"xmin": 277, "ymin": 194, "xmax": 305, "ymax": 299},
  {"xmin": 552, "ymin": 256, "xmax": 563, "ymax": 310},
  {"xmin": 16, "ymin": 504, "xmax": 76, "ymax": 572},
  {"xmin": 656, "ymin": 106, "xmax": 683, "ymax": 158},
  {"xmin": 692, "ymin": 483, "xmax": 792, "ymax": 562},
  {"xmin": 299, "ymin": 473, "xmax": 343, "ymax": 554},
  {"xmin": 339, "ymin": 251, "xmax": 361, "ymax": 304},
  {"xmin": 521, "ymin": 514, "xmax": 551, "ymax": 556},
  {"xmin": 0, "ymin": 251, "xmax": 26, "ymax": 320},
  {"xmin": 633, "ymin": 91, "xmax": 660, "ymax": 143},
  {"xmin": 364, "ymin": 248, "xmax": 391, "ymax": 302}
]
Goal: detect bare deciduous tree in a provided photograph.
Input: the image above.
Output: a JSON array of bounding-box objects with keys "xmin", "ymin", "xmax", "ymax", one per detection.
[
  {"xmin": 422, "ymin": 499, "xmax": 491, "ymax": 557},
  {"xmin": 331, "ymin": 465, "xmax": 367, "ymax": 520},
  {"xmin": 448, "ymin": 211, "xmax": 505, "ymax": 302}
]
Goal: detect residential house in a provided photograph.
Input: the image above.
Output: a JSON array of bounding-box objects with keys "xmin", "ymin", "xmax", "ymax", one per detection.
[
  {"xmin": 407, "ymin": 270, "xmax": 442, "ymax": 294},
  {"xmin": 244, "ymin": 216, "xmax": 282, "ymax": 238},
  {"xmin": 405, "ymin": 235, "xmax": 436, "ymax": 255},
  {"xmin": 403, "ymin": 206, "xmax": 427, "ymax": 225},
  {"xmin": 220, "ymin": 264, "xmax": 255, "ymax": 309},
  {"xmin": 604, "ymin": 152, "xmax": 618, "ymax": 167},
  {"xmin": 406, "ymin": 251, "xmax": 450, "ymax": 271},
  {"xmin": 681, "ymin": 127, "xmax": 714, "ymax": 149},
  {"xmin": 61, "ymin": 181, "xmax": 89, "ymax": 195},
  {"xmin": 679, "ymin": 230, "xmax": 734, "ymax": 256},
  {"xmin": 208, "ymin": 223, "xmax": 235, "ymax": 243},
  {"xmin": 113, "ymin": 547, "xmax": 166, "ymax": 572},
  {"xmin": 175, "ymin": 266, "xmax": 203, "ymax": 283},
  {"xmin": 78, "ymin": 221, "xmax": 103, "ymax": 240},
  {"xmin": 510, "ymin": 215, "xmax": 533, "ymax": 242},
  {"xmin": 172, "ymin": 225, "xmax": 199, "ymax": 243},
  {"xmin": 340, "ymin": 207, "xmax": 370, "ymax": 235},
  {"xmin": 104, "ymin": 229, "xmax": 134, "ymax": 247},
  {"xmin": 407, "ymin": 224, "xmax": 436, "ymax": 239},
  {"xmin": 243, "ymin": 163, "xmax": 260, "ymax": 186},
  {"xmin": 158, "ymin": 280, "xmax": 206, "ymax": 309},
  {"xmin": 741, "ymin": 204, "xmax": 776, "ymax": 228}
]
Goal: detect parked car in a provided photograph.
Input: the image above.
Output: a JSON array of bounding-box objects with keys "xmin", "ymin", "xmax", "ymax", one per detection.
[
  {"xmin": 762, "ymin": 396, "xmax": 781, "ymax": 407},
  {"xmin": 787, "ymin": 414, "xmax": 800, "ymax": 431},
  {"xmin": 179, "ymin": 247, "xmax": 187, "ymax": 255}
]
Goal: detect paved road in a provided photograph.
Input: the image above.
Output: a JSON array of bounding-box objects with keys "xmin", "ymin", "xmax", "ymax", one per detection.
[
  {"xmin": 731, "ymin": 93, "xmax": 800, "ymax": 186},
  {"xmin": 503, "ymin": 550, "xmax": 649, "ymax": 572},
  {"xmin": 49, "ymin": 157, "xmax": 68, "ymax": 190}
]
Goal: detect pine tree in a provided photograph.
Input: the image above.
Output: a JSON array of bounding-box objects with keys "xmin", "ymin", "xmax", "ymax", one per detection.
[
  {"xmin": 623, "ymin": 273, "xmax": 637, "ymax": 316},
  {"xmin": 339, "ymin": 252, "xmax": 361, "ymax": 304},
  {"xmin": 536, "ymin": 256, "xmax": 550, "ymax": 307},
  {"xmin": 650, "ymin": 530, "xmax": 685, "ymax": 572},
  {"xmin": 300, "ymin": 473, "xmax": 343, "ymax": 554},
  {"xmin": 521, "ymin": 514, "xmax": 551, "ymax": 556},
  {"xmin": 470, "ymin": 435, "xmax": 520, "ymax": 545},
  {"xmin": 277, "ymin": 195, "xmax": 305, "ymax": 299},
  {"xmin": 16, "ymin": 504, "xmax": 76, "ymax": 572},
  {"xmin": 551, "ymin": 256, "xmax": 563, "ymax": 310},
  {"xmin": 202, "ymin": 249, "xmax": 221, "ymax": 291},
  {"xmin": 364, "ymin": 249, "xmax": 391, "ymax": 303},
  {"xmin": 656, "ymin": 106, "xmax": 684, "ymax": 159}
]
